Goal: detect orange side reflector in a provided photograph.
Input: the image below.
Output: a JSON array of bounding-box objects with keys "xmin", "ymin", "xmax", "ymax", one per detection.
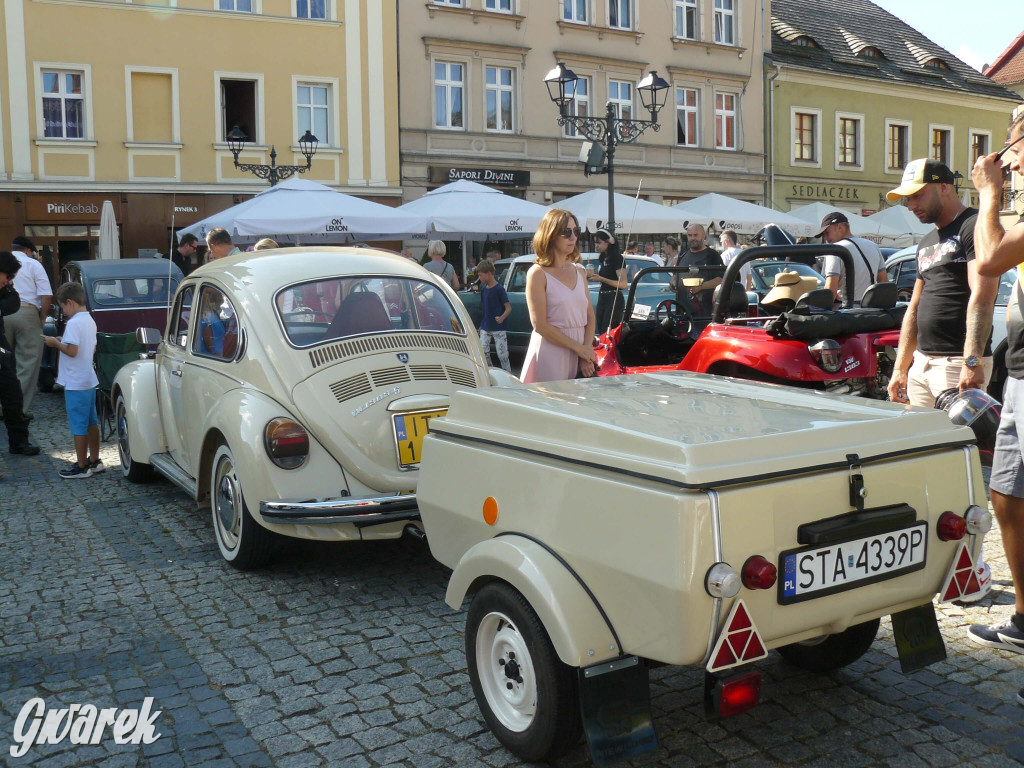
[
  {"xmin": 482, "ymin": 497, "xmax": 498, "ymax": 526},
  {"xmin": 706, "ymin": 600, "xmax": 769, "ymax": 674}
]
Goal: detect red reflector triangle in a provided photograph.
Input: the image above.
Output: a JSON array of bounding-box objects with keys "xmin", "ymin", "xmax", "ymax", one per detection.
[
  {"xmin": 730, "ymin": 604, "xmax": 752, "ymax": 631},
  {"xmin": 744, "ymin": 633, "xmax": 766, "ymax": 660},
  {"xmin": 964, "ymin": 573, "xmax": 981, "ymax": 594},
  {"xmin": 954, "ymin": 570, "xmax": 971, "ymax": 591},
  {"xmin": 728, "ymin": 630, "xmax": 751, "ymax": 657},
  {"xmin": 714, "ymin": 643, "xmax": 737, "ymax": 669},
  {"xmin": 956, "ymin": 547, "xmax": 974, "ymax": 570},
  {"xmin": 939, "ymin": 543, "xmax": 978, "ymax": 603}
]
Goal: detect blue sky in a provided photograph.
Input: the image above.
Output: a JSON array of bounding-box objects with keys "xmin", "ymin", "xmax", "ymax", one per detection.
[{"xmin": 871, "ymin": 0, "xmax": 1020, "ymax": 72}]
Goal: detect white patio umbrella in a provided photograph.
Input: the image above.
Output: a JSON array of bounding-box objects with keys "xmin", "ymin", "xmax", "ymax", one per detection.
[
  {"xmin": 866, "ymin": 206, "xmax": 934, "ymax": 247},
  {"xmin": 179, "ymin": 178, "xmax": 425, "ymax": 243},
  {"xmin": 395, "ymin": 179, "xmax": 548, "ymax": 238},
  {"xmin": 671, "ymin": 193, "xmax": 816, "ymax": 237},
  {"xmin": 97, "ymin": 200, "xmax": 120, "ymax": 259},
  {"xmin": 786, "ymin": 202, "xmax": 904, "ymax": 245},
  {"xmin": 553, "ymin": 188, "xmax": 701, "ymax": 235}
]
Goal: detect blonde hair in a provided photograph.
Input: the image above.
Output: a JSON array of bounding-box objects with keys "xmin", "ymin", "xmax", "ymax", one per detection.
[
  {"xmin": 254, "ymin": 238, "xmax": 279, "ymax": 251},
  {"xmin": 426, "ymin": 240, "xmax": 446, "ymax": 258},
  {"xmin": 532, "ymin": 208, "xmax": 580, "ymax": 267}
]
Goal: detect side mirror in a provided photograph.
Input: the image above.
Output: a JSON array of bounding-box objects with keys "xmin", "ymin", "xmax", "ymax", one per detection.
[{"xmin": 136, "ymin": 327, "xmax": 162, "ymax": 346}]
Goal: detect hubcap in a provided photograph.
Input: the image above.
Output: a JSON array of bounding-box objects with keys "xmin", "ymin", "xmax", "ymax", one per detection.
[
  {"xmin": 117, "ymin": 407, "xmax": 130, "ymax": 468},
  {"xmin": 214, "ymin": 456, "xmax": 242, "ymax": 549},
  {"xmin": 475, "ymin": 612, "xmax": 536, "ymax": 732}
]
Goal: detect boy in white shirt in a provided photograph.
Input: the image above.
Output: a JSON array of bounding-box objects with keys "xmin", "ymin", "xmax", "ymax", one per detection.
[{"xmin": 43, "ymin": 282, "xmax": 102, "ymax": 478}]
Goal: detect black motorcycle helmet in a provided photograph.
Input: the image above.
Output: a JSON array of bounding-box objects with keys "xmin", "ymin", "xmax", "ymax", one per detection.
[{"xmin": 935, "ymin": 388, "xmax": 1001, "ymax": 465}]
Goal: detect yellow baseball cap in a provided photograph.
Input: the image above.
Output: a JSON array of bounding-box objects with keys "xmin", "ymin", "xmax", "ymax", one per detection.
[{"xmin": 886, "ymin": 158, "xmax": 956, "ymax": 202}]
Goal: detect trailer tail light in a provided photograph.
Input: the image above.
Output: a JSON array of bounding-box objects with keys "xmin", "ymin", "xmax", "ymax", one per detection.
[
  {"xmin": 705, "ymin": 563, "xmax": 741, "ymax": 599},
  {"xmin": 264, "ymin": 418, "xmax": 310, "ymax": 469},
  {"xmin": 964, "ymin": 505, "xmax": 992, "ymax": 536},
  {"xmin": 939, "ymin": 542, "xmax": 982, "ymax": 602},
  {"xmin": 808, "ymin": 339, "xmax": 843, "ymax": 373},
  {"xmin": 716, "ymin": 671, "xmax": 761, "ymax": 718},
  {"xmin": 937, "ymin": 511, "xmax": 967, "ymax": 541},
  {"xmin": 706, "ymin": 600, "xmax": 768, "ymax": 674},
  {"xmin": 741, "ymin": 556, "xmax": 777, "ymax": 590}
]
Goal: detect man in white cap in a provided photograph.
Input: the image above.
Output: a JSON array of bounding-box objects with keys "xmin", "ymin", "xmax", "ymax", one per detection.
[
  {"xmin": 5, "ymin": 236, "xmax": 52, "ymax": 415},
  {"xmin": 816, "ymin": 212, "xmax": 888, "ymax": 306}
]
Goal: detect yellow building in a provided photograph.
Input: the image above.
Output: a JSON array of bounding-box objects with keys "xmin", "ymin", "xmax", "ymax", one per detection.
[{"xmin": 0, "ymin": 0, "xmax": 399, "ymax": 278}]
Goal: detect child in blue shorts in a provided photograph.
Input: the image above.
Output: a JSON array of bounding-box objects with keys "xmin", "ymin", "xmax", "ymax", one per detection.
[{"xmin": 43, "ymin": 282, "xmax": 102, "ymax": 478}]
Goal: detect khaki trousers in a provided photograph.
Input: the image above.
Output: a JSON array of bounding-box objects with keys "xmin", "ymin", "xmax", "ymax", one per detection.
[
  {"xmin": 3, "ymin": 304, "xmax": 44, "ymax": 411},
  {"xmin": 906, "ymin": 349, "xmax": 993, "ymax": 408}
]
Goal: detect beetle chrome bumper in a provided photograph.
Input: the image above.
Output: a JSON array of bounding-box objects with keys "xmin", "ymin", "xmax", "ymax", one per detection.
[{"xmin": 259, "ymin": 494, "xmax": 419, "ymax": 526}]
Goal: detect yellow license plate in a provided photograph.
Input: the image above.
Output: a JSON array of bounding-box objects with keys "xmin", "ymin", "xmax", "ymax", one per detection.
[{"xmin": 393, "ymin": 409, "xmax": 447, "ymax": 468}]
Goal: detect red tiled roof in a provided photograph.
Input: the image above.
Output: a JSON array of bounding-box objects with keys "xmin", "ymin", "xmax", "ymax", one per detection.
[{"xmin": 984, "ymin": 31, "xmax": 1024, "ymax": 84}]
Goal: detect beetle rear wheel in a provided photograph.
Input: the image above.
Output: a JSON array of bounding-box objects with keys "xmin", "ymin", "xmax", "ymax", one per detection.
[
  {"xmin": 210, "ymin": 442, "xmax": 275, "ymax": 570},
  {"xmin": 466, "ymin": 582, "xmax": 581, "ymax": 762},
  {"xmin": 777, "ymin": 618, "xmax": 880, "ymax": 672}
]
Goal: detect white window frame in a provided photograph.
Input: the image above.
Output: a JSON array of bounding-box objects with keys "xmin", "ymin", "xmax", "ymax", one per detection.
[
  {"xmin": 294, "ymin": 0, "xmax": 329, "ymax": 20},
  {"xmin": 834, "ymin": 111, "xmax": 864, "ymax": 171},
  {"xmin": 35, "ymin": 63, "xmax": 93, "ymax": 141},
  {"xmin": 969, "ymin": 128, "xmax": 992, "ymax": 167},
  {"xmin": 431, "ymin": 0, "xmax": 463, "ymax": 5},
  {"xmin": 292, "ymin": 76, "xmax": 339, "ymax": 148},
  {"xmin": 608, "ymin": 78, "xmax": 633, "ymax": 122},
  {"xmin": 674, "ymin": 0, "xmax": 698, "ymax": 40},
  {"xmin": 433, "ymin": 59, "xmax": 467, "ymax": 131},
  {"xmin": 218, "ymin": 0, "xmax": 255, "ymax": 11},
  {"xmin": 214, "ymin": 71, "xmax": 265, "ymax": 146},
  {"xmin": 929, "ymin": 123, "xmax": 954, "ymax": 169},
  {"xmin": 885, "ymin": 118, "xmax": 912, "ymax": 173},
  {"xmin": 124, "ymin": 66, "xmax": 181, "ymax": 144},
  {"xmin": 790, "ymin": 106, "xmax": 821, "ymax": 167},
  {"xmin": 675, "ymin": 86, "xmax": 699, "ymax": 147},
  {"xmin": 484, "ymin": 64, "xmax": 516, "ymax": 134},
  {"xmin": 608, "ymin": 0, "xmax": 633, "ymax": 30},
  {"xmin": 714, "ymin": 90, "xmax": 738, "ymax": 151},
  {"xmin": 714, "ymin": 0, "xmax": 735, "ymax": 46},
  {"xmin": 562, "ymin": 74, "xmax": 591, "ymax": 139},
  {"xmin": 562, "ymin": 0, "xmax": 588, "ymax": 24},
  {"xmin": 485, "ymin": 0, "xmax": 513, "ymax": 12}
]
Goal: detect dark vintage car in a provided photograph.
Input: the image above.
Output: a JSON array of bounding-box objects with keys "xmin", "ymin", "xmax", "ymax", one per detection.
[{"xmin": 40, "ymin": 259, "xmax": 183, "ymax": 391}]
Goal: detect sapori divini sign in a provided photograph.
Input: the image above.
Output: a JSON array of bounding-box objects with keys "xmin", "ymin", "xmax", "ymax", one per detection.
[{"xmin": 429, "ymin": 166, "xmax": 530, "ymax": 187}]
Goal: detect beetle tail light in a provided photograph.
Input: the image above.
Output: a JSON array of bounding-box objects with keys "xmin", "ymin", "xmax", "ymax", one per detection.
[
  {"xmin": 741, "ymin": 556, "xmax": 777, "ymax": 590},
  {"xmin": 937, "ymin": 511, "xmax": 967, "ymax": 541},
  {"xmin": 264, "ymin": 418, "xmax": 310, "ymax": 469},
  {"xmin": 808, "ymin": 339, "xmax": 843, "ymax": 373},
  {"xmin": 964, "ymin": 505, "xmax": 992, "ymax": 536}
]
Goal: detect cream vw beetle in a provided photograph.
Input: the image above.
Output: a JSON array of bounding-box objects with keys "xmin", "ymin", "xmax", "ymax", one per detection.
[
  {"xmin": 417, "ymin": 375, "xmax": 991, "ymax": 764},
  {"xmin": 113, "ymin": 247, "xmax": 508, "ymax": 569}
]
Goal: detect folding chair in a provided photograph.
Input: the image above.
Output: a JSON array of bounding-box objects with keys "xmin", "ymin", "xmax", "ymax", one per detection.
[{"xmin": 94, "ymin": 332, "xmax": 145, "ymax": 441}]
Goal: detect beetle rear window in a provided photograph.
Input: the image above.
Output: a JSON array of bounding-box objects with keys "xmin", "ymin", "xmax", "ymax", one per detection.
[{"xmin": 276, "ymin": 276, "xmax": 465, "ymax": 346}]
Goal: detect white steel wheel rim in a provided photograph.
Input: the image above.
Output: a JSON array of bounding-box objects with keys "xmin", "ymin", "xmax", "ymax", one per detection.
[
  {"xmin": 213, "ymin": 450, "xmax": 242, "ymax": 552},
  {"xmin": 116, "ymin": 403, "xmax": 130, "ymax": 470},
  {"xmin": 475, "ymin": 611, "xmax": 537, "ymax": 733}
]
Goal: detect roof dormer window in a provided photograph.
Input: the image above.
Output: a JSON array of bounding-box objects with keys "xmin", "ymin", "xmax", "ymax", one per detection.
[
  {"xmin": 925, "ymin": 58, "xmax": 949, "ymax": 70},
  {"xmin": 860, "ymin": 46, "xmax": 882, "ymax": 59},
  {"xmin": 793, "ymin": 36, "xmax": 819, "ymax": 48}
]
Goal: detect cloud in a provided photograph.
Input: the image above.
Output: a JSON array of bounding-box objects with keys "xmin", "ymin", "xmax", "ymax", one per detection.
[{"xmin": 955, "ymin": 45, "xmax": 986, "ymax": 72}]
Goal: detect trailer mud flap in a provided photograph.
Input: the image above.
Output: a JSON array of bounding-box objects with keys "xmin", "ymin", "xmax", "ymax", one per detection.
[
  {"xmin": 579, "ymin": 656, "xmax": 658, "ymax": 766},
  {"xmin": 891, "ymin": 603, "xmax": 946, "ymax": 672}
]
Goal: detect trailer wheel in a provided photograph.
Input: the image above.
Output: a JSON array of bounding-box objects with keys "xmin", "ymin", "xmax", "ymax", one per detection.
[
  {"xmin": 466, "ymin": 582, "xmax": 581, "ymax": 762},
  {"xmin": 777, "ymin": 618, "xmax": 880, "ymax": 672}
]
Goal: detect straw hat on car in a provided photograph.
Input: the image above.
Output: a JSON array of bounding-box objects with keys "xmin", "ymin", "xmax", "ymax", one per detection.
[{"xmin": 762, "ymin": 270, "xmax": 820, "ymax": 307}]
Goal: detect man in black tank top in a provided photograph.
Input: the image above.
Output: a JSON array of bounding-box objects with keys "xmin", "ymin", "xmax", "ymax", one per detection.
[{"xmin": 969, "ymin": 113, "xmax": 1024, "ymax": 707}]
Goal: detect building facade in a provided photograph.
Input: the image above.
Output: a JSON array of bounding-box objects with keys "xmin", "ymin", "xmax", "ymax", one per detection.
[
  {"xmin": 398, "ymin": 0, "xmax": 769, "ymax": 242},
  {"xmin": 0, "ymin": 0, "xmax": 399, "ymax": 281},
  {"xmin": 768, "ymin": 0, "xmax": 1020, "ymax": 222}
]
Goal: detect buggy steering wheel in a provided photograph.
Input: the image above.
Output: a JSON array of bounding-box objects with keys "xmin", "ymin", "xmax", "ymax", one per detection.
[{"xmin": 654, "ymin": 299, "xmax": 694, "ymax": 336}]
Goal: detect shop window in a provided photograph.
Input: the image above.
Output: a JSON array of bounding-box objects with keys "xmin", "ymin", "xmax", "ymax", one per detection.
[{"xmin": 221, "ymin": 79, "xmax": 258, "ymax": 143}]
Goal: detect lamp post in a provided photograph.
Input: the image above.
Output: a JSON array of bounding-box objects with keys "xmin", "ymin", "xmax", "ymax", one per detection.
[
  {"xmin": 226, "ymin": 126, "xmax": 319, "ymax": 186},
  {"xmin": 545, "ymin": 62, "xmax": 669, "ymax": 235},
  {"xmin": 953, "ymin": 170, "xmax": 964, "ymax": 193}
]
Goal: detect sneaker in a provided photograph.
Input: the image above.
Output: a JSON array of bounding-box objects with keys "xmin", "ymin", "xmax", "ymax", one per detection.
[
  {"xmin": 58, "ymin": 462, "xmax": 92, "ymax": 480},
  {"xmin": 88, "ymin": 458, "xmax": 105, "ymax": 474},
  {"xmin": 956, "ymin": 562, "xmax": 993, "ymax": 604},
  {"xmin": 967, "ymin": 615, "xmax": 1024, "ymax": 654}
]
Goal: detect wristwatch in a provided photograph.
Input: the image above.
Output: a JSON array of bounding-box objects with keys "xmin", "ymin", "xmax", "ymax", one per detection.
[{"xmin": 964, "ymin": 354, "xmax": 980, "ymax": 368}]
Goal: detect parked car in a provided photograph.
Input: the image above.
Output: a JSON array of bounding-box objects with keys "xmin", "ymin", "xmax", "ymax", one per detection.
[
  {"xmin": 112, "ymin": 247, "xmax": 512, "ymax": 570},
  {"xmin": 39, "ymin": 258, "xmax": 183, "ymax": 391},
  {"xmin": 457, "ymin": 254, "xmax": 669, "ymax": 350},
  {"xmin": 884, "ymin": 248, "xmax": 1016, "ymax": 399},
  {"xmin": 418, "ymin": 372, "xmax": 990, "ymax": 763},
  {"xmin": 595, "ymin": 245, "xmax": 902, "ymax": 399}
]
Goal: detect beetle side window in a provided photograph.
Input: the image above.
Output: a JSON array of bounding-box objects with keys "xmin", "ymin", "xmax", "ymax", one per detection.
[
  {"xmin": 166, "ymin": 285, "xmax": 194, "ymax": 348},
  {"xmin": 192, "ymin": 285, "xmax": 239, "ymax": 361}
]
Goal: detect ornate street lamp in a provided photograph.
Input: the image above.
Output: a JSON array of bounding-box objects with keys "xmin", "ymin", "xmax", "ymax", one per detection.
[
  {"xmin": 545, "ymin": 62, "xmax": 669, "ymax": 234},
  {"xmin": 227, "ymin": 125, "xmax": 319, "ymax": 186}
]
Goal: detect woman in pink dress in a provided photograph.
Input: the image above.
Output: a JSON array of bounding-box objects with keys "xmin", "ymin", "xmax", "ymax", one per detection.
[{"xmin": 520, "ymin": 209, "xmax": 596, "ymax": 383}]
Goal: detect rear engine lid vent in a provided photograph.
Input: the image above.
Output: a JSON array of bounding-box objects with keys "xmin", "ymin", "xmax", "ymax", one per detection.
[
  {"xmin": 446, "ymin": 366, "xmax": 477, "ymax": 388},
  {"xmin": 371, "ymin": 366, "xmax": 411, "ymax": 387},
  {"xmin": 330, "ymin": 372, "xmax": 373, "ymax": 403}
]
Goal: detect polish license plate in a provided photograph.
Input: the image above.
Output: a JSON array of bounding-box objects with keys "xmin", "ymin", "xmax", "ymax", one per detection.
[
  {"xmin": 778, "ymin": 522, "xmax": 928, "ymax": 605},
  {"xmin": 393, "ymin": 409, "xmax": 446, "ymax": 468}
]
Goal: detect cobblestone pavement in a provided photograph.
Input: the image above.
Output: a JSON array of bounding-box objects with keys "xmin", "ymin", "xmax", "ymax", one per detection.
[{"xmin": 1, "ymin": 389, "xmax": 1023, "ymax": 767}]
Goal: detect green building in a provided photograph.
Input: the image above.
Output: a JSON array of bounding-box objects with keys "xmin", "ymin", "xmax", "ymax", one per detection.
[{"xmin": 767, "ymin": 0, "xmax": 1021, "ymax": 218}]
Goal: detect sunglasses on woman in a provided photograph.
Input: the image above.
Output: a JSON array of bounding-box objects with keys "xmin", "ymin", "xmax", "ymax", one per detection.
[{"xmin": 559, "ymin": 226, "xmax": 581, "ymax": 238}]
